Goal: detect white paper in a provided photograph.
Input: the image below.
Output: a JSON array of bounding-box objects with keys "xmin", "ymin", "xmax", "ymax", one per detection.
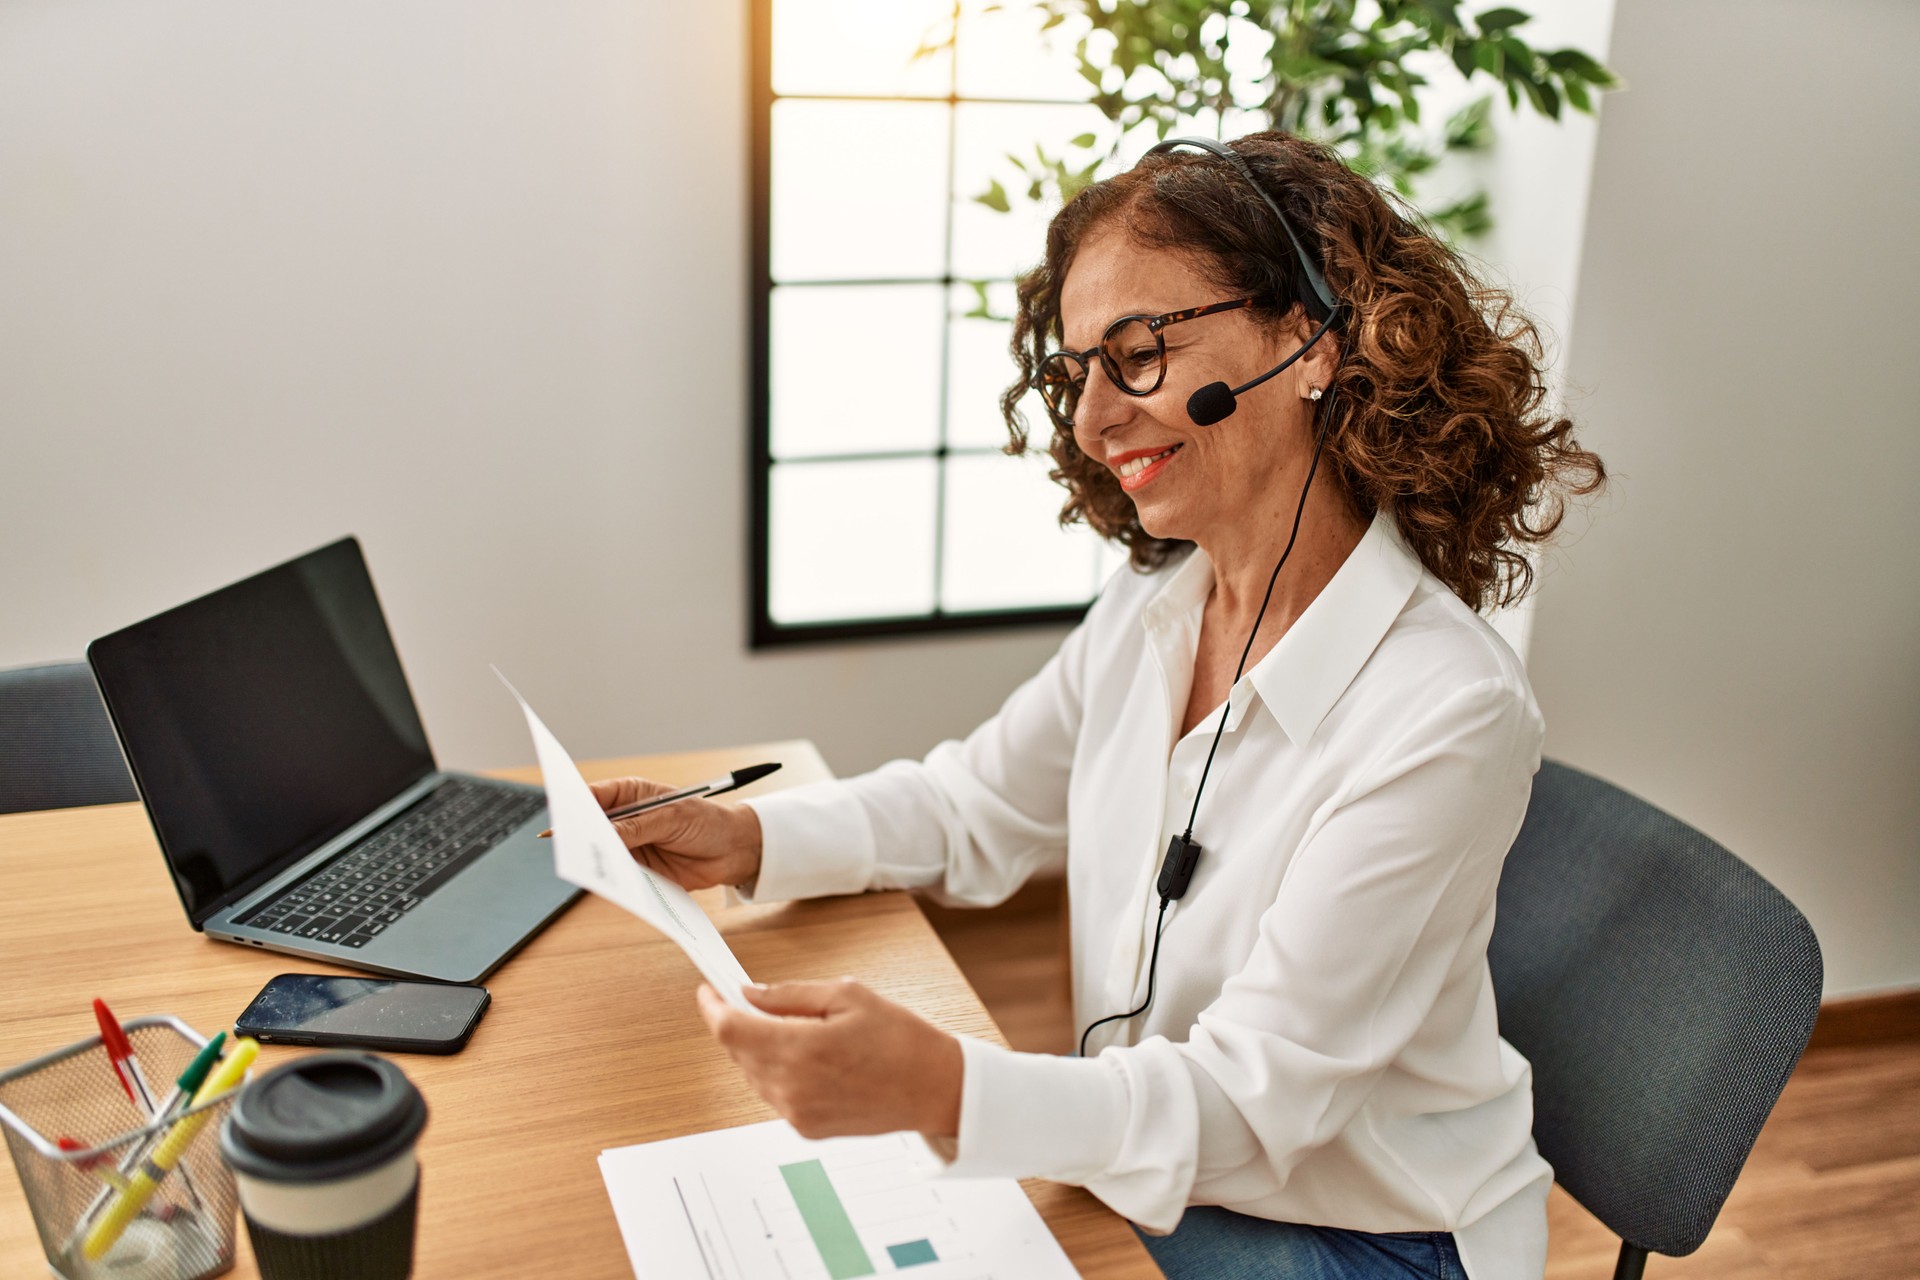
[
  {"xmin": 497, "ymin": 669, "xmax": 754, "ymax": 1010},
  {"xmin": 599, "ymin": 1119, "xmax": 1081, "ymax": 1280}
]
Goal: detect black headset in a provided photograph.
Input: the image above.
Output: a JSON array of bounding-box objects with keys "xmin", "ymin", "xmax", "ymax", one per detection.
[
  {"xmin": 1147, "ymin": 137, "xmax": 1343, "ymax": 426},
  {"xmin": 1077, "ymin": 137, "xmax": 1349, "ymax": 1057}
]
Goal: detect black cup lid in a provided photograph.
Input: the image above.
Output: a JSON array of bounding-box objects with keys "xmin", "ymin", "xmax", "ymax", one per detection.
[{"xmin": 221, "ymin": 1052, "xmax": 427, "ymax": 1183}]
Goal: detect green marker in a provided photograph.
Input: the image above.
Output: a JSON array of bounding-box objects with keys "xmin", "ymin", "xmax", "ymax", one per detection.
[{"xmin": 171, "ymin": 1032, "xmax": 227, "ymax": 1105}]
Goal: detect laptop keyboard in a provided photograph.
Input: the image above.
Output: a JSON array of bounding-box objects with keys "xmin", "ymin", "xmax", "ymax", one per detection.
[{"xmin": 235, "ymin": 778, "xmax": 545, "ymax": 949}]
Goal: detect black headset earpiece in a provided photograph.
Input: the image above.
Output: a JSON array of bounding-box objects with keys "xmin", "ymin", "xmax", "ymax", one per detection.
[
  {"xmin": 1142, "ymin": 137, "xmax": 1345, "ymax": 429},
  {"xmin": 1143, "ymin": 136, "xmax": 1340, "ymax": 319}
]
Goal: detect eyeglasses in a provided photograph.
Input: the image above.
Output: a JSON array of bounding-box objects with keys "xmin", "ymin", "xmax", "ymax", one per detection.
[{"xmin": 1033, "ymin": 297, "xmax": 1259, "ymax": 429}]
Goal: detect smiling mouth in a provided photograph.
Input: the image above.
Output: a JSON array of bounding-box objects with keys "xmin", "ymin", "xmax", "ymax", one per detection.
[{"xmin": 1114, "ymin": 444, "xmax": 1182, "ymax": 490}]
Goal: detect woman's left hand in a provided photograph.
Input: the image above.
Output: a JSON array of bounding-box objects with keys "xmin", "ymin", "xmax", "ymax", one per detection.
[{"xmin": 696, "ymin": 979, "xmax": 963, "ymax": 1141}]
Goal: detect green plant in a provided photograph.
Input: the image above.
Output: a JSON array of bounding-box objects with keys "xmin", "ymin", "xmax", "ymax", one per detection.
[{"xmin": 947, "ymin": 0, "xmax": 1616, "ymax": 247}]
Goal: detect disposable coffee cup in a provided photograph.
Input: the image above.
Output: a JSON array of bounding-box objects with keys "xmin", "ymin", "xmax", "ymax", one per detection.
[{"xmin": 219, "ymin": 1052, "xmax": 428, "ymax": 1280}]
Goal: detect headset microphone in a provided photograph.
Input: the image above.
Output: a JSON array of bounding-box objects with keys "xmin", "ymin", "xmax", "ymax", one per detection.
[{"xmin": 1186, "ymin": 381, "xmax": 1239, "ymax": 428}]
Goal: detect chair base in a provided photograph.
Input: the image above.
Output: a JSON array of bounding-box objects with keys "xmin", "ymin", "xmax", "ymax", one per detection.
[{"xmin": 1612, "ymin": 1242, "xmax": 1649, "ymax": 1280}]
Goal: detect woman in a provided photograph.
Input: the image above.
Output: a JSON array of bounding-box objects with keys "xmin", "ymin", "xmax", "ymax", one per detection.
[{"xmin": 594, "ymin": 132, "xmax": 1604, "ymax": 1279}]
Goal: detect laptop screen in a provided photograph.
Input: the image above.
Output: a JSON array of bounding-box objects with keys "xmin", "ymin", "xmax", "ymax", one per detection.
[{"xmin": 89, "ymin": 538, "xmax": 435, "ymax": 926}]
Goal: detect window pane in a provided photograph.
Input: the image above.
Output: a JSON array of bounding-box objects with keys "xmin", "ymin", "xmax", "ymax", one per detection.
[
  {"xmin": 955, "ymin": 0, "xmax": 1093, "ymax": 101},
  {"xmin": 772, "ymin": 0, "xmax": 953, "ymax": 98},
  {"xmin": 770, "ymin": 458, "xmax": 938, "ymax": 623},
  {"xmin": 940, "ymin": 451, "xmax": 1101, "ymax": 612},
  {"xmin": 946, "ymin": 281, "xmax": 1048, "ymax": 450},
  {"xmin": 950, "ymin": 102, "xmax": 1118, "ymax": 282},
  {"xmin": 773, "ymin": 284, "xmax": 942, "ymax": 457},
  {"xmin": 772, "ymin": 100, "xmax": 950, "ymax": 282}
]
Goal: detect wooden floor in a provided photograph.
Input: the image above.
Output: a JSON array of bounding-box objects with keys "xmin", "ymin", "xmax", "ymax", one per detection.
[{"xmin": 920, "ymin": 879, "xmax": 1920, "ymax": 1280}]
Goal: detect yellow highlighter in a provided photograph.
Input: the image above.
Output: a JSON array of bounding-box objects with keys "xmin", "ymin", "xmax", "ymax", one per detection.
[{"xmin": 82, "ymin": 1037, "xmax": 260, "ymax": 1261}]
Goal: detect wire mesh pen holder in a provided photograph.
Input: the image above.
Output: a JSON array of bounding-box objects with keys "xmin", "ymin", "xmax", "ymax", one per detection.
[{"xmin": 0, "ymin": 1016, "xmax": 240, "ymax": 1280}]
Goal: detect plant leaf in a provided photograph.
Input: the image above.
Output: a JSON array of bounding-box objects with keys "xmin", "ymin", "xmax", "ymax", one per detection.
[
  {"xmin": 960, "ymin": 280, "xmax": 997, "ymax": 321},
  {"xmin": 1445, "ymin": 94, "xmax": 1494, "ymax": 149},
  {"xmin": 1475, "ymin": 7, "xmax": 1532, "ymax": 34},
  {"xmin": 1430, "ymin": 189, "xmax": 1494, "ymax": 239},
  {"xmin": 1500, "ymin": 34, "xmax": 1536, "ymax": 74},
  {"xmin": 1544, "ymin": 46, "xmax": 1617, "ymax": 86}
]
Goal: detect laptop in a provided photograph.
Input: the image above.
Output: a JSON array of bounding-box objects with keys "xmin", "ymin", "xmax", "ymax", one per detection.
[{"xmin": 87, "ymin": 536, "xmax": 580, "ymax": 983}]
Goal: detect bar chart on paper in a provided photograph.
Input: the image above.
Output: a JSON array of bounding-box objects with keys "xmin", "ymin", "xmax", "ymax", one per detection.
[{"xmin": 599, "ymin": 1120, "xmax": 1080, "ymax": 1279}]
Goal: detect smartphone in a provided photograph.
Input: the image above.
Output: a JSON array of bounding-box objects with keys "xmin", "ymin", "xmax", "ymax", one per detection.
[{"xmin": 235, "ymin": 973, "xmax": 490, "ymax": 1054}]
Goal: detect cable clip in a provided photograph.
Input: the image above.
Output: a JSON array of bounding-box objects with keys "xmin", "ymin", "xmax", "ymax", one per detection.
[{"xmin": 1156, "ymin": 833, "xmax": 1203, "ymax": 902}]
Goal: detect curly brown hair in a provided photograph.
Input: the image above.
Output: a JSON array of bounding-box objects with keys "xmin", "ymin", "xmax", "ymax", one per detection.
[{"xmin": 1002, "ymin": 130, "xmax": 1605, "ymax": 612}]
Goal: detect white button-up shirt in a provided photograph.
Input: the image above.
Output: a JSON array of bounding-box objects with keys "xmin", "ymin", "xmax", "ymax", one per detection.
[{"xmin": 744, "ymin": 511, "xmax": 1553, "ymax": 1280}]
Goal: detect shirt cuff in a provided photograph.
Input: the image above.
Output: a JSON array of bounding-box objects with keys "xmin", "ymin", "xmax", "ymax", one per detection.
[
  {"xmin": 939, "ymin": 1036, "xmax": 1128, "ymax": 1184},
  {"xmin": 737, "ymin": 783, "xmax": 877, "ymax": 903}
]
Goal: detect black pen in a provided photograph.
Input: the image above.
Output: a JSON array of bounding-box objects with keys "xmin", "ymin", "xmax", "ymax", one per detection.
[{"xmin": 539, "ymin": 762, "xmax": 782, "ymax": 838}]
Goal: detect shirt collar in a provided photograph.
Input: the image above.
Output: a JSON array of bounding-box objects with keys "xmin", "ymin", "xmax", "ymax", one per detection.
[
  {"xmin": 1140, "ymin": 542, "xmax": 1217, "ymax": 634},
  {"xmin": 1253, "ymin": 509, "xmax": 1424, "ymax": 747},
  {"xmin": 1141, "ymin": 509, "xmax": 1425, "ymax": 749}
]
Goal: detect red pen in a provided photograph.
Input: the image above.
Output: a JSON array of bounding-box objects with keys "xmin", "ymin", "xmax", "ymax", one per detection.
[
  {"xmin": 57, "ymin": 1136, "xmax": 109, "ymax": 1172},
  {"xmin": 93, "ymin": 999, "xmax": 160, "ymax": 1118}
]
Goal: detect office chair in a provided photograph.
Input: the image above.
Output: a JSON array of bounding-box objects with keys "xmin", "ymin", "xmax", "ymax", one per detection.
[
  {"xmin": 1487, "ymin": 759, "xmax": 1822, "ymax": 1279},
  {"xmin": 0, "ymin": 662, "xmax": 137, "ymax": 814}
]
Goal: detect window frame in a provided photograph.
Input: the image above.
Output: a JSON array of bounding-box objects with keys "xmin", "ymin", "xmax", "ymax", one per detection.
[{"xmin": 746, "ymin": 0, "xmax": 1098, "ymax": 648}]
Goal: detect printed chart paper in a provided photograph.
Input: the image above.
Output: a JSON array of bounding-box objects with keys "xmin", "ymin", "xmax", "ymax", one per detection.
[
  {"xmin": 497, "ymin": 669, "xmax": 753, "ymax": 1009},
  {"xmin": 600, "ymin": 1119, "xmax": 1081, "ymax": 1280}
]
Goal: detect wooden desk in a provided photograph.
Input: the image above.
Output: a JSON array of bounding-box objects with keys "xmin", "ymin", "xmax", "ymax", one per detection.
[{"xmin": 0, "ymin": 741, "xmax": 1160, "ymax": 1278}]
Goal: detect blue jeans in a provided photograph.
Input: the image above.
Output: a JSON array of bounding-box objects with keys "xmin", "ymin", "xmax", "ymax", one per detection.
[{"xmin": 1136, "ymin": 1207, "xmax": 1465, "ymax": 1279}]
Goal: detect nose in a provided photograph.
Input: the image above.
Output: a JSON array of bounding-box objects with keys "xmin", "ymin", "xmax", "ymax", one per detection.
[{"xmin": 1071, "ymin": 356, "xmax": 1131, "ymax": 451}]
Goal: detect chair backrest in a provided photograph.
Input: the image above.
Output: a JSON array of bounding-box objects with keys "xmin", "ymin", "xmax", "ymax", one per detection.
[
  {"xmin": 0, "ymin": 662, "xmax": 138, "ymax": 814},
  {"xmin": 1487, "ymin": 759, "xmax": 1822, "ymax": 1257}
]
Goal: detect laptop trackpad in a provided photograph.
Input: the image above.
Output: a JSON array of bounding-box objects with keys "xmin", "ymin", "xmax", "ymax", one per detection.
[
  {"xmin": 375, "ymin": 835, "xmax": 576, "ymax": 981},
  {"xmin": 445, "ymin": 834, "xmax": 572, "ymax": 919}
]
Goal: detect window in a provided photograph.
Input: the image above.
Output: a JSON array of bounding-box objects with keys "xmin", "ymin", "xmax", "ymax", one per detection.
[{"xmin": 749, "ymin": 0, "xmax": 1126, "ymax": 645}]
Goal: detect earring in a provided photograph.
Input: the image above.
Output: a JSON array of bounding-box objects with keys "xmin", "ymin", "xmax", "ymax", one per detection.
[{"xmin": 1309, "ymin": 386, "xmax": 1323, "ymax": 401}]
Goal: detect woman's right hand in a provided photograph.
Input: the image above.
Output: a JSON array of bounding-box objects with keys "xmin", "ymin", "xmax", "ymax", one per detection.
[{"xmin": 588, "ymin": 777, "xmax": 764, "ymax": 891}]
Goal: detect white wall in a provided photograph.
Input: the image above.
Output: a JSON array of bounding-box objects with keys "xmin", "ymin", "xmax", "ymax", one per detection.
[
  {"xmin": 0, "ymin": 0, "xmax": 1068, "ymax": 778},
  {"xmin": 1528, "ymin": 0, "xmax": 1920, "ymax": 995},
  {"xmin": 1438, "ymin": 0, "xmax": 1617, "ymax": 658}
]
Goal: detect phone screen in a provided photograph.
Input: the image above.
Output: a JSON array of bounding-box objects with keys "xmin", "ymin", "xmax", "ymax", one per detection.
[{"xmin": 237, "ymin": 974, "xmax": 488, "ymax": 1049}]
